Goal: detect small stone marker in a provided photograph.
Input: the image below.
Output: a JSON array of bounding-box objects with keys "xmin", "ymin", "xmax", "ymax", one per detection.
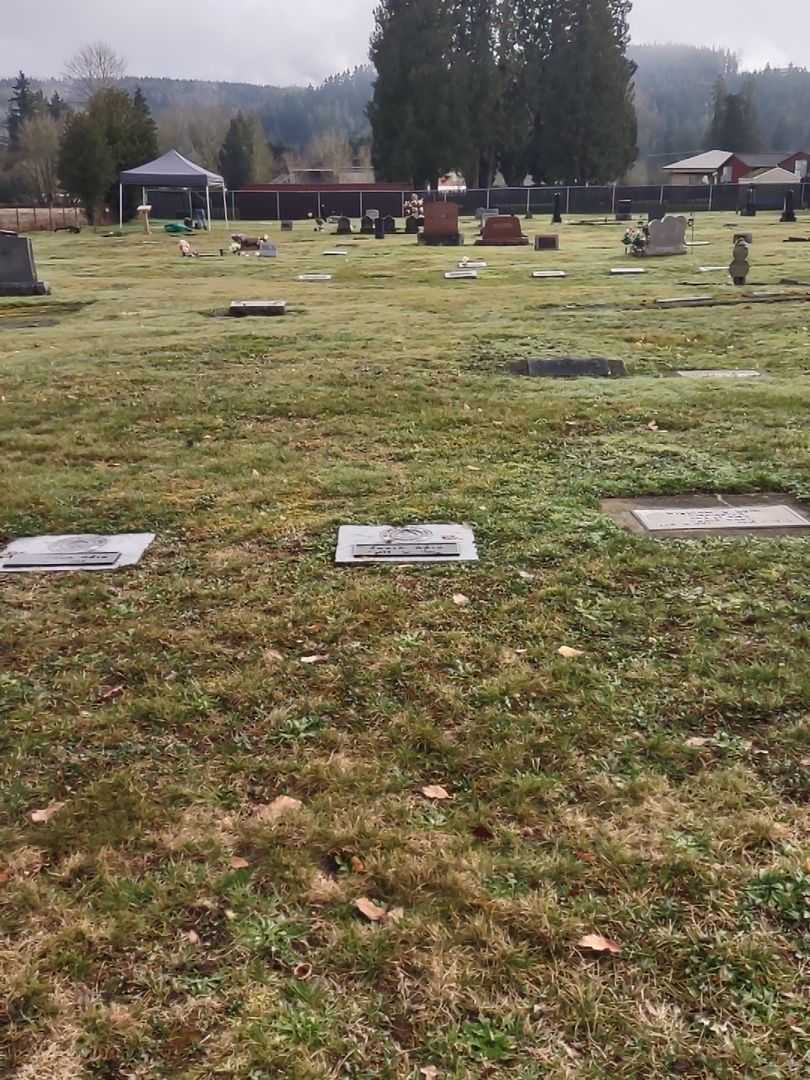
[
  {"xmin": 459, "ymin": 259, "xmax": 487, "ymax": 269},
  {"xmin": 336, "ymin": 524, "xmax": 478, "ymax": 564},
  {"xmin": 633, "ymin": 506, "xmax": 807, "ymax": 532},
  {"xmin": 611, "ymin": 267, "xmax": 646, "ymax": 275},
  {"xmin": 445, "ymin": 269, "xmax": 477, "ymax": 280},
  {"xmin": 322, "ymin": 249, "xmax": 348, "ymax": 256},
  {"xmin": 0, "ymin": 533, "xmax": 155, "ymax": 573},
  {"xmin": 655, "ymin": 296, "xmax": 714, "ymax": 308},
  {"xmin": 601, "ymin": 495, "xmax": 810, "ymax": 538},
  {"xmin": 675, "ymin": 368, "xmax": 762, "ymax": 379},
  {"xmin": 698, "ymin": 266, "xmax": 728, "ymax": 273},
  {"xmin": 229, "ymin": 300, "xmax": 286, "ymax": 317},
  {"xmin": 513, "ymin": 356, "xmax": 626, "ymax": 378},
  {"xmin": 534, "ymin": 235, "xmax": 560, "ymax": 251},
  {"xmin": 781, "ymin": 190, "xmax": 797, "ymax": 223},
  {"xmin": 532, "ymin": 270, "xmax": 567, "ymax": 278},
  {"xmin": 0, "ymin": 232, "xmax": 50, "ymax": 296},
  {"xmin": 281, "ymin": 221, "xmax": 293, "ymax": 231},
  {"xmin": 297, "ymin": 273, "xmax": 332, "ymax": 282}
]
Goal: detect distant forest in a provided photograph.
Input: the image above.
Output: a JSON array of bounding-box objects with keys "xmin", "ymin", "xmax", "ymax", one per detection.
[{"xmin": 3, "ymin": 45, "xmax": 810, "ymax": 182}]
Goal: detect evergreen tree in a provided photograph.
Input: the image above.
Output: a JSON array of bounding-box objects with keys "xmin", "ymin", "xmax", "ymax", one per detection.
[
  {"xmin": 58, "ymin": 112, "xmax": 114, "ymax": 222},
  {"xmin": 707, "ymin": 83, "xmax": 760, "ymax": 150},
  {"xmin": 47, "ymin": 92, "xmax": 71, "ymax": 122},
  {"xmin": 130, "ymin": 87, "xmax": 159, "ymax": 164},
  {"xmin": 7, "ymin": 71, "xmax": 45, "ymax": 150},
  {"xmin": 218, "ymin": 113, "xmax": 255, "ymax": 189},
  {"xmin": 368, "ymin": 0, "xmax": 463, "ymax": 187}
]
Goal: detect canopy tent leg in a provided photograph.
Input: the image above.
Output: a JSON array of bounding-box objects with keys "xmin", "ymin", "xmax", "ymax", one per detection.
[
  {"xmin": 205, "ymin": 185, "xmax": 212, "ymax": 231},
  {"xmin": 188, "ymin": 189, "xmax": 193, "ymax": 219},
  {"xmin": 223, "ymin": 188, "xmax": 229, "ymax": 230},
  {"xmin": 118, "ymin": 184, "xmax": 123, "ymax": 229}
]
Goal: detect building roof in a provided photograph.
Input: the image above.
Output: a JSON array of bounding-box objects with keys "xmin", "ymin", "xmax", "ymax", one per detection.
[
  {"xmin": 663, "ymin": 151, "xmax": 733, "ymax": 172},
  {"xmin": 736, "ymin": 152, "xmax": 789, "ymax": 169},
  {"xmin": 120, "ymin": 150, "xmax": 225, "ymax": 189},
  {"xmin": 746, "ymin": 166, "xmax": 802, "ymax": 184}
]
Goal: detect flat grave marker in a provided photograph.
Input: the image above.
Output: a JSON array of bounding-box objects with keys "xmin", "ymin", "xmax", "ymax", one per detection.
[
  {"xmin": 675, "ymin": 368, "xmax": 762, "ymax": 379},
  {"xmin": 601, "ymin": 495, "xmax": 810, "ymax": 538},
  {"xmin": 698, "ymin": 266, "xmax": 728, "ymax": 273},
  {"xmin": 532, "ymin": 270, "xmax": 567, "ymax": 278},
  {"xmin": 0, "ymin": 533, "xmax": 155, "ymax": 573},
  {"xmin": 513, "ymin": 356, "xmax": 626, "ymax": 378},
  {"xmin": 322, "ymin": 250, "xmax": 348, "ymax": 256},
  {"xmin": 655, "ymin": 295, "xmax": 714, "ymax": 308},
  {"xmin": 336, "ymin": 524, "xmax": 478, "ymax": 564},
  {"xmin": 611, "ymin": 267, "xmax": 646, "ymax": 275},
  {"xmin": 229, "ymin": 300, "xmax": 286, "ymax": 317},
  {"xmin": 297, "ymin": 273, "xmax": 333, "ymax": 282},
  {"xmin": 459, "ymin": 260, "xmax": 487, "ymax": 269},
  {"xmin": 445, "ymin": 269, "xmax": 477, "ymax": 280}
]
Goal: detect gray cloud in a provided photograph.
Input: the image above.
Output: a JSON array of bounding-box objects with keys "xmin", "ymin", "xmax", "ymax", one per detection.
[{"xmin": 4, "ymin": 0, "xmax": 807, "ymax": 85}]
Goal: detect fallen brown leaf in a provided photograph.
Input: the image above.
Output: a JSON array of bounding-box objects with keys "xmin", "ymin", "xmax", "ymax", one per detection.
[
  {"xmin": 98, "ymin": 684, "xmax": 125, "ymax": 703},
  {"xmin": 354, "ymin": 896, "xmax": 387, "ymax": 922},
  {"xmin": 229, "ymin": 856, "xmax": 250, "ymax": 870},
  {"xmin": 577, "ymin": 933, "xmax": 621, "ymax": 955},
  {"xmin": 255, "ymin": 795, "xmax": 303, "ymax": 822},
  {"xmin": 30, "ymin": 801, "xmax": 65, "ymax": 824},
  {"xmin": 421, "ymin": 785, "xmax": 451, "ymax": 801},
  {"xmin": 557, "ymin": 645, "xmax": 585, "ymax": 659}
]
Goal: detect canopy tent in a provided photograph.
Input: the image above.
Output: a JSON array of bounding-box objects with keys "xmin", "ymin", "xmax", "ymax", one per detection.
[{"xmin": 118, "ymin": 149, "xmax": 228, "ymax": 231}]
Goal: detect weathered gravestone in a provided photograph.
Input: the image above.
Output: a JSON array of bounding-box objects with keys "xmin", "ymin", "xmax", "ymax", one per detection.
[
  {"xmin": 336, "ymin": 216, "xmax": 352, "ymax": 235},
  {"xmin": 374, "ymin": 217, "xmax": 385, "ymax": 240},
  {"xmin": 229, "ymin": 299, "xmax": 286, "ymax": 316},
  {"xmin": 420, "ymin": 202, "xmax": 463, "ymax": 246},
  {"xmin": 616, "ymin": 199, "xmax": 633, "ymax": 222},
  {"xmin": 336, "ymin": 523, "xmax": 478, "ymax": 564},
  {"xmin": 730, "ymin": 238, "xmax": 750, "ymax": 285},
  {"xmin": 360, "ymin": 215, "xmax": 375, "ymax": 234},
  {"xmin": 383, "ymin": 215, "xmax": 396, "ymax": 234},
  {"xmin": 444, "ymin": 269, "xmax": 477, "ymax": 280},
  {"xmin": 534, "ymin": 234, "xmax": 560, "ymax": 251},
  {"xmin": 741, "ymin": 186, "xmax": 757, "ymax": 217},
  {"xmin": 476, "ymin": 215, "xmax": 529, "ymax": 246},
  {"xmin": 552, "ymin": 193, "xmax": 563, "ymax": 224},
  {"xmin": 643, "ymin": 214, "xmax": 688, "ymax": 256},
  {"xmin": 781, "ymin": 190, "xmax": 797, "ymax": 223},
  {"xmin": 0, "ymin": 233, "xmax": 50, "ymax": 296},
  {"xmin": 601, "ymin": 495, "xmax": 810, "ymax": 539},
  {"xmin": 0, "ymin": 532, "xmax": 155, "ymax": 573},
  {"xmin": 532, "ymin": 270, "xmax": 567, "ymax": 278},
  {"xmin": 512, "ymin": 356, "xmax": 626, "ymax": 378}
]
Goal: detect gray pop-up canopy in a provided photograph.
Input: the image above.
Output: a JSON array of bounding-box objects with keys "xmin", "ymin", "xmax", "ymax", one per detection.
[{"xmin": 118, "ymin": 149, "xmax": 228, "ymax": 230}]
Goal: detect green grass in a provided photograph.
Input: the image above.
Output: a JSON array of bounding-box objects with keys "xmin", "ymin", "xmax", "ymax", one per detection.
[{"xmin": 2, "ymin": 213, "xmax": 810, "ymax": 1079}]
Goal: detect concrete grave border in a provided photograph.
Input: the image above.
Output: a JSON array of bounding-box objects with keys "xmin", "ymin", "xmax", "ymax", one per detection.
[{"xmin": 601, "ymin": 493, "xmax": 810, "ymax": 539}]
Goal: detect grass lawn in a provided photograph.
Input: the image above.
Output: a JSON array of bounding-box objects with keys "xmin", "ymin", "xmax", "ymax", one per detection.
[{"xmin": 2, "ymin": 212, "xmax": 810, "ymax": 1079}]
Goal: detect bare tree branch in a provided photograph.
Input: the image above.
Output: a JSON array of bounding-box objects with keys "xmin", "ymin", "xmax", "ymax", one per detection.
[{"xmin": 64, "ymin": 42, "xmax": 126, "ymax": 100}]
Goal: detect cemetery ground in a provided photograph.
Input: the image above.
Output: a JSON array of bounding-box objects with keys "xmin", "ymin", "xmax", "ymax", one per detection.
[{"xmin": 2, "ymin": 213, "xmax": 810, "ymax": 1080}]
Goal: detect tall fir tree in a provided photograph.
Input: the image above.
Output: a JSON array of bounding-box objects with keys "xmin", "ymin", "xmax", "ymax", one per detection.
[
  {"xmin": 707, "ymin": 82, "xmax": 760, "ymax": 150},
  {"xmin": 218, "ymin": 113, "xmax": 254, "ymax": 189},
  {"xmin": 58, "ymin": 112, "xmax": 114, "ymax": 222},
  {"xmin": 368, "ymin": 0, "xmax": 464, "ymax": 187},
  {"xmin": 7, "ymin": 71, "xmax": 45, "ymax": 150}
]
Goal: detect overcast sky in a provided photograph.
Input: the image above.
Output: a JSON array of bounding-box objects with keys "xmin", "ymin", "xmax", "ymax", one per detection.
[{"xmin": 4, "ymin": 0, "xmax": 805, "ymax": 85}]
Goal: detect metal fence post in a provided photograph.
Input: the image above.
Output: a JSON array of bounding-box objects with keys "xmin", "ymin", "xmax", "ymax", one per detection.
[
  {"xmin": 707, "ymin": 184, "xmax": 713, "ymax": 211},
  {"xmin": 659, "ymin": 185, "xmax": 664, "ymax": 205},
  {"xmin": 16, "ymin": 207, "xmax": 20, "ymax": 231},
  {"xmin": 526, "ymin": 187, "xmax": 531, "ymax": 214},
  {"xmin": 566, "ymin": 187, "xmax": 571, "ymax": 214},
  {"xmin": 276, "ymin": 192, "xmax": 280, "ymax": 221},
  {"xmin": 486, "ymin": 188, "xmax": 490, "ymax": 209},
  {"xmin": 401, "ymin": 191, "xmax": 405, "ymax": 217},
  {"xmin": 611, "ymin": 185, "xmax": 616, "ymax": 214},
  {"xmin": 359, "ymin": 191, "xmax": 364, "ymax": 218}
]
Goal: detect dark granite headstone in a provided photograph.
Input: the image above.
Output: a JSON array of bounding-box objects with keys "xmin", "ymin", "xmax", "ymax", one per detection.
[
  {"xmin": 513, "ymin": 356, "xmax": 626, "ymax": 378},
  {"xmin": 552, "ymin": 193, "xmax": 562, "ymax": 224},
  {"xmin": 534, "ymin": 234, "xmax": 560, "ymax": 251},
  {"xmin": 476, "ymin": 215, "xmax": 529, "ymax": 246},
  {"xmin": 383, "ymin": 214, "xmax": 396, "ymax": 234},
  {"xmin": 374, "ymin": 217, "xmax": 385, "ymax": 240},
  {"xmin": 405, "ymin": 216, "xmax": 420, "ymax": 235},
  {"xmin": 336, "ymin": 216, "xmax": 352, "ymax": 235},
  {"xmin": 419, "ymin": 202, "xmax": 462, "ymax": 246},
  {"xmin": 281, "ymin": 221, "xmax": 293, "ymax": 231},
  {"xmin": 360, "ymin": 215, "xmax": 375, "ymax": 235},
  {"xmin": 781, "ymin": 190, "xmax": 797, "ymax": 223},
  {"xmin": 0, "ymin": 233, "xmax": 50, "ymax": 296},
  {"xmin": 741, "ymin": 186, "xmax": 757, "ymax": 217},
  {"xmin": 616, "ymin": 199, "xmax": 632, "ymax": 222}
]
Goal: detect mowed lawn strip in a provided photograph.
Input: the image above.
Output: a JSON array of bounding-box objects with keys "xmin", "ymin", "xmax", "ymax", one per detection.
[{"xmin": 1, "ymin": 215, "xmax": 809, "ymax": 1079}]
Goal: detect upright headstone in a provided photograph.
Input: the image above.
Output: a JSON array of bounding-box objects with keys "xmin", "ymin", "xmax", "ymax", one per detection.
[
  {"xmin": 534, "ymin": 234, "xmax": 560, "ymax": 251},
  {"xmin": 551, "ymin": 193, "xmax": 563, "ymax": 224},
  {"xmin": 374, "ymin": 217, "xmax": 385, "ymax": 240},
  {"xmin": 741, "ymin": 186, "xmax": 757, "ymax": 217},
  {"xmin": 616, "ymin": 199, "xmax": 632, "ymax": 222},
  {"xmin": 360, "ymin": 215, "xmax": 375, "ymax": 235},
  {"xmin": 643, "ymin": 214, "xmax": 688, "ymax": 257},
  {"xmin": 476, "ymin": 215, "xmax": 529, "ymax": 246},
  {"xmin": 420, "ymin": 202, "xmax": 463, "ymax": 246},
  {"xmin": 336, "ymin": 216, "xmax": 352, "ymax": 235},
  {"xmin": 730, "ymin": 238, "xmax": 750, "ymax": 286},
  {"xmin": 405, "ymin": 216, "xmax": 420, "ymax": 235},
  {"xmin": 781, "ymin": 190, "xmax": 797, "ymax": 223},
  {"xmin": 0, "ymin": 233, "xmax": 50, "ymax": 296},
  {"xmin": 281, "ymin": 220, "xmax": 293, "ymax": 231},
  {"xmin": 383, "ymin": 214, "xmax": 396, "ymax": 234}
]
